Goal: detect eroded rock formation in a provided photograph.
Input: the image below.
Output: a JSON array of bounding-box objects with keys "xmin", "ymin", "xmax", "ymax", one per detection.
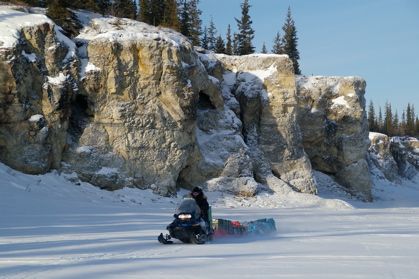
[
  {"xmin": 296, "ymin": 76, "xmax": 372, "ymax": 201},
  {"xmin": 0, "ymin": 6, "xmax": 374, "ymax": 199}
]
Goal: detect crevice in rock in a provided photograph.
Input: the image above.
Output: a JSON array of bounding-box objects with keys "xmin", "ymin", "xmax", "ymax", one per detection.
[
  {"xmin": 197, "ymin": 91, "xmax": 216, "ymax": 110},
  {"xmin": 176, "ymin": 165, "xmax": 194, "ymax": 190},
  {"xmin": 68, "ymin": 94, "xmax": 92, "ymax": 144}
]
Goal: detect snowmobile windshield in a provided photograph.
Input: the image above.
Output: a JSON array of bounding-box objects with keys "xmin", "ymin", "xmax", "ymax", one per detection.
[{"xmin": 176, "ymin": 198, "xmax": 201, "ymax": 218}]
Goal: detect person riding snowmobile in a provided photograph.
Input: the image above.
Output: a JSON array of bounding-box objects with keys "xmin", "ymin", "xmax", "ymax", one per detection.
[{"xmin": 190, "ymin": 187, "xmax": 210, "ymax": 231}]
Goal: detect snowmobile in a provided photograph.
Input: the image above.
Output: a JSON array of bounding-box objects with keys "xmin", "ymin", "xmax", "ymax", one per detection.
[{"xmin": 158, "ymin": 198, "xmax": 211, "ymax": 244}]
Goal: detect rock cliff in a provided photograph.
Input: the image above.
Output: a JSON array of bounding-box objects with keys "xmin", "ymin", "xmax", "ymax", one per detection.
[
  {"xmin": 0, "ymin": 7, "xmax": 78, "ymax": 174},
  {"xmin": 369, "ymin": 132, "xmax": 418, "ymax": 181},
  {"xmin": 0, "ymin": 6, "xmax": 373, "ymax": 199},
  {"xmin": 296, "ymin": 76, "xmax": 372, "ymax": 201}
]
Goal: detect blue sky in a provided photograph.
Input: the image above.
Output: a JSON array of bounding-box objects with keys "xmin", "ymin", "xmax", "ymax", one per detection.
[{"xmin": 199, "ymin": 0, "xmax": 419, "ymax": 114}]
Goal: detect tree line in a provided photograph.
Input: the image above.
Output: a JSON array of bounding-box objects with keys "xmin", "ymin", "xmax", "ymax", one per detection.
[
  {"xmin": 368, "ymin": 101, "xmax": 419, "ymax": 137},
  {"xmin": 15, "ymin": 0, "xmax": 301, "ymax": 74}
]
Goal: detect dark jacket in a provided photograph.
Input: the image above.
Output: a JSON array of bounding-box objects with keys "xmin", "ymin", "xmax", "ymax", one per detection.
[{"xmin": 191, "ymin": 192, "xmax": 209, "ymax": 222}]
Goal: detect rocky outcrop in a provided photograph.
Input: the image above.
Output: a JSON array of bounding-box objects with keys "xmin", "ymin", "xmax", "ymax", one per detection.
[
  {"xmin": 389, "ymin": 136, "xmax": 418, "ymax": 179},
  {"xmin": 215, "ymin": 54, "xmax": 317, "ymax": 194},
  {"xmin": 296, "ymin": 76, "xmax": 372, "ymax": 201},
  {"xmin": 368, "ymin": 132, "xmax": 418, "ymax": 181},
  {"xmin": 0, "ymin": 8, "xmax": 78, "ymax": 174},
  {"xmin": 368, "ymin": 132, "xmax": 401, "ymax": 182},
  {"xmin": 0, "ymin": 6, "xmax": 373, "ymax": 199},
  {"xmin": 61, "ymin": 15, "xmax": 222, "ymax": 195}
]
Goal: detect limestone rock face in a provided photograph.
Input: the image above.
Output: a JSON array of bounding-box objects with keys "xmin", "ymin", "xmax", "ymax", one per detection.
[
  {"xmin": 368, "ymin": 133, "xmax": 418, "ymax": 181},
  {"xmin": 0, "ymin": 7, "xmax": 375, "ymax": 200},
  {"xmin": 389, "ymin": 137, "xmax": 419, "ymax": 179},
  {"xmin": 296, "ymin": 76, "xmax": 372, "ymax": 201},
  {"xmin": 368, "ymin": 132, "xmax": 400, "ymax": 182},
  {"xmin": 0, "ymin": 8, "xmax": 77, "ymax": 174},
  {"xmin": 61, "ymin": 16, "xmax": 221, "ymax": 195},
  {"xmin": 193, "ymin": 53, "xmax": 318, "ymax": 195}
]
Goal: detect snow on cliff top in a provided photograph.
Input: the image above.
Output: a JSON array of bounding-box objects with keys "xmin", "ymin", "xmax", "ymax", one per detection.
[
  {"xmin": 296, "ymin": 75, "xmax": 362, "ymax": 90},
  {"xmin": 0, "ymin": 6, "xmax": 76, "ymax": 62},
  {"xmin": 369, "ymin": 132, "xmax": 387, "ymax": 140},
  {"xmin": 75, "ymin": 10, "xmax": 190, "ymax": 47},
  {"xmin": 0, "ymin": 6, "xmax": 52, "ymax": 48}
]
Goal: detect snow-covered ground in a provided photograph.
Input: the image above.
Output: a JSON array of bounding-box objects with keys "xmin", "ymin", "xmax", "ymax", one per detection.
[{"xmin": 1, "ymin": 163, "xmax": 419, "ymax": 279}]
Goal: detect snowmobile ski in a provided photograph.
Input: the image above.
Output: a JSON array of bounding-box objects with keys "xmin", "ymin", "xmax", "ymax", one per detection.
[{"xmin": 158, "ymin": 233, "xmax": 173, "ymax": 244}]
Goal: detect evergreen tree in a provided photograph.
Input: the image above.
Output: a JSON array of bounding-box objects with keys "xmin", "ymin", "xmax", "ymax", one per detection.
[
  {"xmin": 415, "ymin": 116, "xmax": 419, "ymax": 136},
  {"xmin": 235, "ymin": 0, "xmax": 255, "ymax": 55},
  {"xmin": 406, "ymin": 103, "xmax": 415, "ymax": 136},
  {"xmin": 201, "ymin": 26, "xmax": 208, "ymax": 49},
  {"xmin": 161, "ymin": 0, "xmax": 179, "ymax": 31},
  {"xmin": 225, "ymin": 24, "xmax": 233, "ymax": 55},
  {"xmin": 383, "ymin": 102, "xmax": 393, "ymax": 136},
  {"xmin": 232, "ymin": 32, "xmax": 239, "ymax": 55},
  {"xmin": 368, "ymin": 101, "xmax": 376, "ymax": 132},
  {"xmin": 400, "ymin": 110, "xmax": 407, "ymax": 136},
  {"xmin": 188, "ymin": 0, "xmax": 202, "ymax": 46},
  {"xmin": 207, "ymin": 18, "xmax": 217, "ymax": 51},
  {"xmin": 178, "ymin": 0, "xmax": 201, "ymax": 45},
  {"xmin": 282, "ymin": 7, "xmax": 301, "ymax": 74},
  {"xmin": 214, "ymin": 35, "xmax": 226, "ymax": 53},
  {"xmin": 149, "ymin": 0, "xmax": 165, "ymax": 25},
  {"xmin": 111, "ymin": 0, "xmax": 137, "ymax": 19},
  {"xmin": 139, "ymin": 0, "xmax": 151, "ymax": 24},
  {"xmin": 392, "ymin": 110, "xmax": 399, "ymax": 136},
  {"xmin": 378, "ymin": 106, "xmax": 383, "ymax": 133},
  {"xmin": 97, "ymin": 0, "xmax": 111, "ymax": 15},
  {"xmin": 272, "ymin": 32, "xmax": 283, "ymax": 54},
  {"xmin": 261, "ymin": 42, "xmax": 267, "ymax": 54},
  {"xmin": 179, "ymin": 0, "xmax": 191, "ymax": 37},
  {"xmin": 46, "ymin": 0, "xmax": 80, "ymax": 37}
]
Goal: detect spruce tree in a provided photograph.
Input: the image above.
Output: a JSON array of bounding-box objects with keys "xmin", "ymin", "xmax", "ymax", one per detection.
[
  {"xmin": 97, "ymin": 0, "xmax": 111, "ymax": 15},
  {"xmin": 111, "ymin": 0, "xmax": 137, "ymax": 19},
  {"xmin": 232, "ymin": 32, "xmax": 239, "ymax": 55},
  {"xmin": 415, "ymin": 116, "xmax": 419, "ymax": 137},
  {"xmin": 225, "ymin": 24, "xmax": 233, "ymax": 55},
  {"xmin": 188, "ymin": 0, "xmax": 202, "ymax": 46},
  {"xmin": 392, "ymin": 110, "xmax": 399, "ymax": 135},
  {"xmin": 179, "ymin": 0, "xmax": 191, "ymax": 37},
  {"xmin": 161, "ymin": 0, "xmax": 179, "ymax": 31},
  {"xmin": 406, "ymin": 103, "xmax": 414, "ymax": 135},
  {"xmin": 235, "ymin": 0, "xmax": 255, "ymax": 55},
  {"xmin": 139, "ymin": 0, "xmax": 151, "ymax": 24},
  {"xmin": 378, "ymin": 107, "xmax": 383, "ymax": 133},
  {"xmin": 383, "ymin": 102, "xmax": 393, "ymax": 136},
  {"xmin": 207, "ymin": 18, "xmax": 217, "ymax": 51},
  {"xmin": 201, "ymin": 26, "xmax": 209, "ymax": 49},
  {"xmin": 282, "ymin": 7, "xmax": 301, "ymax": 74},
  {"xmin": 149, "ymin": 0, "xmax": 165, "ymax": 25},
  {"xmin": 261, "ymin": 42, "xmax": 268, "ymax": 54},
  {"xmin": 400, "ymin": 111, "xmax": 407, "ymax": 136},
  {"xmin": 368, "ymin": 101, "xmax": 376, "ymax": 132},
  {"xmin": 215, "ymin": 35, "xmax": 226, "ymax": 53},
  {"xmin": 272, "ymin": 32, "xmax": 283, "ymax": 54},
  {"xmin": 46, "ymin": 0, "xmax": 80, "ymax": 37}
]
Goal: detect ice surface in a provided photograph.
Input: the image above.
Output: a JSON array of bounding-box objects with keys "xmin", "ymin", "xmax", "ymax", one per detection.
[{"xmin": 1, "ymin": 161, "xmax": 419, "ymax": 278}]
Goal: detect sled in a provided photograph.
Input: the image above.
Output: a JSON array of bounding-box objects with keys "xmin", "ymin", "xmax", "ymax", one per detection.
[{"xmin": 212, "ymin": 218, "xmax": 276, "ymax": 237}]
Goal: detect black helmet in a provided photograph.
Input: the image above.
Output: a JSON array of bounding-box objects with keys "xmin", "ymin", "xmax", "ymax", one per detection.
[{"xmin": 191, "ymin": 187, "xmax": 203, "ymax": 197}]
